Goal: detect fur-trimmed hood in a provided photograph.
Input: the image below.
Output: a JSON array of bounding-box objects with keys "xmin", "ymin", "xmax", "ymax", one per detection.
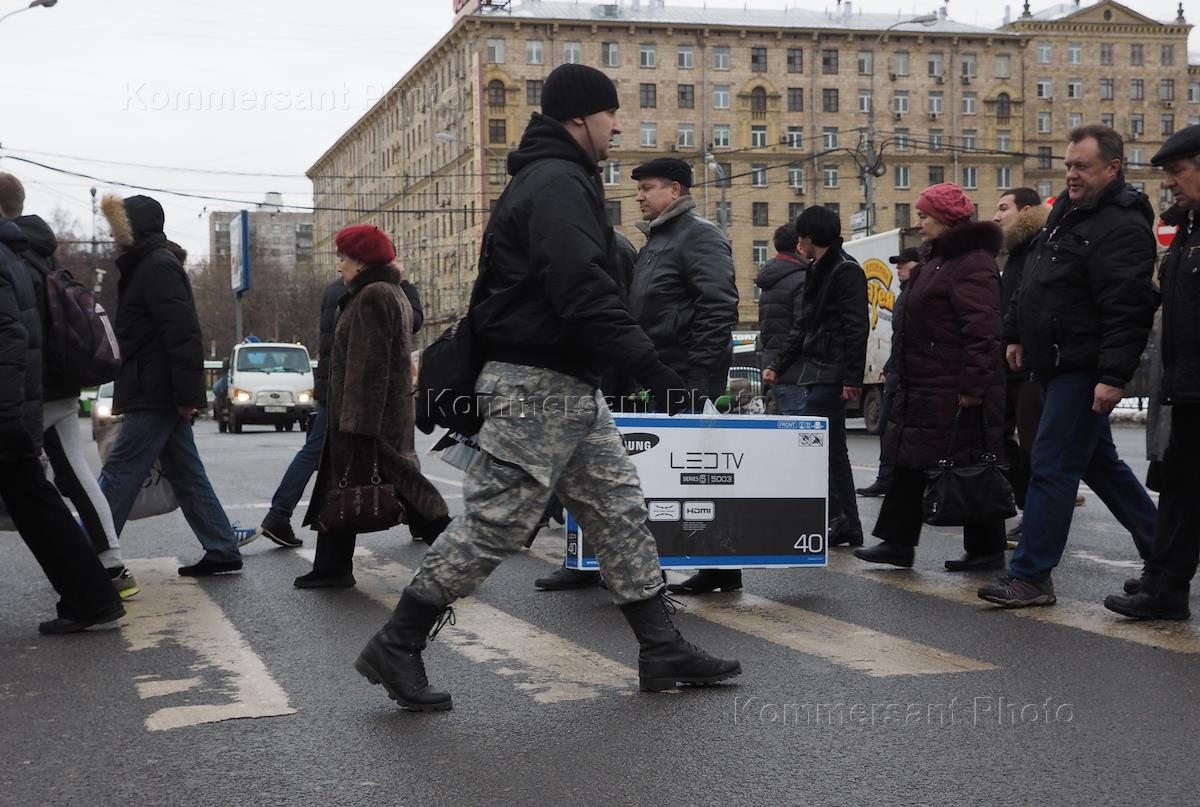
[
  {"xmin": 924, "ymin": 220, "xmax": 1004, "ymax": 261},
  {"xmin": 1003, "ymin": 204, "xmax": 1049, "ymax": 253},
  {"xmin": 102, "ymin": 194, "xmax": 165, "ymax": 249}
]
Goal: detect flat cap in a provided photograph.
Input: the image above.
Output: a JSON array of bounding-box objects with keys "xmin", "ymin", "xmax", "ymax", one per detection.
[
  {"xmin": 631, "ymin": 158, "xmax": 694, "ymax": 188},
  {"xmin": 1151, "ymin": 124, "xmax": 1200, "ymax": 166},
  {"xmin": 889, "ymin": 247, "xmax": 921, "ymax": 264}
]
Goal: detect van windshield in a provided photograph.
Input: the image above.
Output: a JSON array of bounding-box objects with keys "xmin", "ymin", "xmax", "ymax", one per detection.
[{"xmin": 236, "ymin": 347, "xmax": 310, "ymax": 374}]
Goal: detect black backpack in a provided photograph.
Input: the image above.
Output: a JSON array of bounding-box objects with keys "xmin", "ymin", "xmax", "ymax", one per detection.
[{"xmin": 44, "ymin": 266, "xmax": 121, "ymax": 387}]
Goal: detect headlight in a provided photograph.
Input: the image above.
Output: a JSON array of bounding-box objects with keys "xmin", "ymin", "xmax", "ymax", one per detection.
[
  {"xmin": 232, "ymin": 387, "xmax": 252, "ymax": 404},
  {"xmin": 297, "ymin": 390, "xmax": 313, "ymax": 404},
  {"xmin": 96, "ymin": 405, "xmax": 112, "ymax": 418}
]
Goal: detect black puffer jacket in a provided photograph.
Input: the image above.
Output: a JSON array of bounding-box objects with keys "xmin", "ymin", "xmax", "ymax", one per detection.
[
  {"xmin": 112, "ymin": 230, "xmax": 206, "ymax": 413},
  {"xmin": 470, "ymin": 113, "xmax": 661, "ymax": 387},
  {"xmin": 0, "ymin": 217, "xmax": 43, "ymax": 454},
  {"xmin": 13, "ymin": 214, "xmax": 80, "ymax": 403},
  {"xmin": 1158, "ymin": 205, "xmax": 1200, "ymax": 404},
  {"xmin": 1004, "ymin": 176, "xmax": 1160, "ymax": 387},
  {"xmin": 998, "ymin": 205, "xmax": 1047, "ymax": 382},
  {"xmin": 755, "ymin": 252, "xmax": 807, "ymax": 385},
  {"xmin": 630, "ymin": 196, "xmax": 739, "ymax": 396},
  {"xmin": 313, "ymin": 279, "xmax": 347, "ymax": 404}
]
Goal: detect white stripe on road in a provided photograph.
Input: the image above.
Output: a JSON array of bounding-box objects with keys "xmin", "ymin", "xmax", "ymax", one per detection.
[
  {"xmin": 826, "ymin": 552, "xmax": 1200, "ymax": 654},
  {"xmin": 525, "ymin": 543, "xmax": 992, "ymax": 677},
  {"xmin": 121, "ymin": 558, "xmax": 296, "ymax": 731},
  {"xmin": 1070, "ymin": 551, "xmax": 1143, "ymax": 571},
  {"xmin": 300, "ymin": 548, "xmax": 636, "ymax": 703}
]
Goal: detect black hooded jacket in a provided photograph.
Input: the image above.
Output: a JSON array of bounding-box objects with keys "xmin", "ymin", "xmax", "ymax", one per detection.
[
  {"xmin": 111, "ymin": 201, "xmax": 206, "ymax": 413},
  {"xmin": 13, "ymin": 214, "xmax": 80, "ymax": 402},
  {"xmin": 0, "ymin": 217, "xmax": 43, "ymax": 455},
  {"xmin": 755, "ymin": 252, "xmax": 807, "ymax": 385},
  {"xmin": 468, "ymin": 113, "xmax": 660, "ymax": 386},
  {"xmin": 1158, "ymin": 205, "xmax": 1200, "ymax": 404},
  {"xmin": 1003, "ymin": 176, "xmax": 1160, "ymax": 387}
]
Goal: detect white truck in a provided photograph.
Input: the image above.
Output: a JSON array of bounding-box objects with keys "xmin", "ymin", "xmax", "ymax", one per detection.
[
  {"xmin": 216, "ymin": 341, "xmax": 316, "ymax": 434},
  {"xmin": 841, "ymin": 227, "xmax": 922, "ymax": 433}
]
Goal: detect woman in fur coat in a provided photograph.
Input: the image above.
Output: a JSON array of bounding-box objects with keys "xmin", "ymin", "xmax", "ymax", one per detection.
[
  {"xmin": 854, "ymin": 183, "xmax": 1008, "ymax": 571},
  {"xmin": 295, "ymin": 225, "xmax": 450, "ymax": 588}
]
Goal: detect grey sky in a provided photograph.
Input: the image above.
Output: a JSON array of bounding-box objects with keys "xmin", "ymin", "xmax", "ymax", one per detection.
[{"xmin": 0, "ymin": 0, "xmax": 1193, "ymax": 262}]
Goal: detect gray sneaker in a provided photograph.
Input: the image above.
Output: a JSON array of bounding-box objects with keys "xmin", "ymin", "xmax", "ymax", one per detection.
[{"xmin": 978, "ymin": 575, "xmax": 1056, "ymax": 608}]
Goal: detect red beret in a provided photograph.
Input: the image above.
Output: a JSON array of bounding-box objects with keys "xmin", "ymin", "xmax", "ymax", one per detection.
[
  {"xmin": 916, "ymin": 183, "xmax": 976, "ymax": 226},
  {"xmin": 335, "ymin": 224, "xmax": 396, "ymax": 265}
]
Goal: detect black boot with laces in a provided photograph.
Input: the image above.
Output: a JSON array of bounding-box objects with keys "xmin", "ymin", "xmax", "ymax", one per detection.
[
  {"xmin": 620, "ymin": 592, "xmax": 742, "ymax": 692},
  {"xmin": 355, "ymin": 590, "xmax": 455, "ymax": 711}
]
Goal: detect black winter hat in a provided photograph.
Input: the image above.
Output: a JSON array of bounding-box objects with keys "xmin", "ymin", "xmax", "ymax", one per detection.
[
  {"xmin": 123, "ymin": 195, "xmax": 166, "ymax": 238},
  {"xmin": 631, "ymin": 158, "xmax": 694, "ymax": 188},
  {"xmin": 541, "ymin": 63, "xmax": 619, "ymax": 121},
  {"xmin": 889, "ymin": 247, "xmax": 921, "ymax": 264}
]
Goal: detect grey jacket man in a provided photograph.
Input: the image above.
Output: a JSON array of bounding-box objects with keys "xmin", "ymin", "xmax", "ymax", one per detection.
[{"xmin": 630, "ymin": 196, "xmax": 739, "ymax": 400}]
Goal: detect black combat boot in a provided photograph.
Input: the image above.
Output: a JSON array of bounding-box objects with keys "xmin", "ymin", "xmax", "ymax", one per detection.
[
  {"xmin": 620, "ymin": 593, "xmax": 742, "ymax": 692},
  {"xmin": 534, "ymin": 567, "xmax": 603, "ymax": 591},
  {"xmin": 666, "ymin": 569, "xmax": 742, "ymax": 594},
  {"xmin": 354, "ymin": 590, "xmax": 455, "ymax": 711}
]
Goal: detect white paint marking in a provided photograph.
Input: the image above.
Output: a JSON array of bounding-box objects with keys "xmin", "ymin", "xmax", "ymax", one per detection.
[
  {"xmin": 1071, "ymin": 551, "xmax": 1143, "ymax": 571},
  {"xmin": 135, "ymin": 677, "xmax": 202, "ymax": 699},
  {"xmin": 121, "ymin": 558, "xmax": 297, "ymax": 731},
  {"xmin": 525, "ymin": 543, "xmax": 991, "ymax": 677},
  {"xmin": 302, "ymin": 548, "xmax": 635, "ymax": 702}
]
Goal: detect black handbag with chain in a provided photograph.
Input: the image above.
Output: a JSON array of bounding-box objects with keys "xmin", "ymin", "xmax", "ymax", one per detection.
[
  {"xmin": 316, "ymin": 442, "xmax": 405, "ymax": 534},
  {"xmin": 922, "ymin": 406, "xmax": 1017, "ymax": 527}
]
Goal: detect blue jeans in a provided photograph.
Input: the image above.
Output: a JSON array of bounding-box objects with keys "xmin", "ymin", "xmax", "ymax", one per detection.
[
  {"xmin": 772, "ymin": 383, "xmax": 807, "ymax": 416},
  {"xmin": 269, "ymin": 403, "xmax": 327, "ymax": 520},
  {"xmin": 100, "ymin": 410, "xmax": 241, "ymax": 562},
  {"xmin": 800, "ymin": 383, "xmax": 862, "ymax": 532},
  {"xmin": 1008, "ymin": 370, "xmax": 1157, "ymax": 582}
]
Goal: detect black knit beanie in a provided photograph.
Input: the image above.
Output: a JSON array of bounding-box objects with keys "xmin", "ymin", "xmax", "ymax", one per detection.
[{"xmin": 541, "ymin": 63, "xmax": 620, "ymax": 121}]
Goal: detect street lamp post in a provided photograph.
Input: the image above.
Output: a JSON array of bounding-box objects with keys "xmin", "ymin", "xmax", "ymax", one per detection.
[
  {"xmin": 865, "ymin": 14, "xmax": 938, "ymax": 236},
  {"xmin": 0, "ymin": 0, "xmax": 58, "ymax": 26},
  {"xmin": 705, "ymin": 153, "xmax": 728, "ymax": 236}
]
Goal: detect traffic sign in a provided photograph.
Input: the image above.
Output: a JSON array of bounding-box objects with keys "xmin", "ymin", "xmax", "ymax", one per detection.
[{"xmin": 1157, "ymin": 220, "xmax": 1178, "ymax": 248}]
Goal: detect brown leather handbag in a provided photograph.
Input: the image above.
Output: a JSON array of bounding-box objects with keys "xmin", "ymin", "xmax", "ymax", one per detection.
[{"xmin": 316, "ymin": 443, "xmax": 405, "ymax": 534}]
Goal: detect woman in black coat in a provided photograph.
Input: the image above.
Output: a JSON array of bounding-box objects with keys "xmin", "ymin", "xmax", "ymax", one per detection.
[{"xmin": 854, "ymin": 184, "xmax": 1008, "ymax": 571}]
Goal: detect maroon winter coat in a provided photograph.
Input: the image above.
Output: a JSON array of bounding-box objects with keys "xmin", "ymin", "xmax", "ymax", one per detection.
[{"xmin": 883, "ymin": 220, "xmax": 1005, "ymax": 470}]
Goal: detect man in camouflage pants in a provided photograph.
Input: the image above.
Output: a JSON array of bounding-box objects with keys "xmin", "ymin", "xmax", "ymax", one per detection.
[{"xmin": 353, "ymin": 63, "xmax": 741, "ymax": 712}]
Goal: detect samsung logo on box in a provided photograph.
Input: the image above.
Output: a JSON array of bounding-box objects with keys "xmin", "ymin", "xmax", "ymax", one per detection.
[{"xmin": 623, "ymin": 433, "xmax": 660, "ymax": 455}]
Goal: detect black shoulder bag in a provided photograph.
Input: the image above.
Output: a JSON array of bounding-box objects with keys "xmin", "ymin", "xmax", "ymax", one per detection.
[
  {"xmin": 316, "ymin": 441, "xmax": 405, "ymax": 534},
  {"xmin": 922, "ymin": 406, "xmax": 1017, "ymax": 527}
]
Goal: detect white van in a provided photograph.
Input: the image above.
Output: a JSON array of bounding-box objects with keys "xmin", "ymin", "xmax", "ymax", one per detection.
[{"xmin": 218, "ymin": 341, "xmax": 315, "ymax": 434}]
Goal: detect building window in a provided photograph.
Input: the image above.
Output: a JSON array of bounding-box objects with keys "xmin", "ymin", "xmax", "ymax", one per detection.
[
  {"xmin": 788, "ymin": 166, "xmax": 805, "ymax": 189},
  {"xmin": 752, "ymin": 202, "xmax": 769, "ymax": 226},
  {"xmin": 1038, "ymin": 147, "xmax": 1052, "ymax": 169},
  {"xmin": 1131, "ymin": 44, "xmax": 1144, "ymax": 66},
  {"xmin": 928, "ymin": 51, "xmax": 944, "ymax": 77},
  {"xmin": 677, "ymin": 124, "xmax": 695, "ymax": 149},
  {"xmin": 603, "ymin": 160, "xmax": 620, "ymax": 185},
  {"xmin": 995, "ymin": 53, "xmax": 1011, "ymax": 79},
  {"xmin": 788, "ymin": 87, "xmax": 804, "ymax": 112},
  {"xmin": 1130, "ymin": 148, "xmax": 1145, "ymax": 166},
  {"xmin": 678, "ymin": 84, "xmax": 694, "ymax": 109},
  {"xmin": 488, "ymin": 119, "xmax": 506, "ymax": 144},
  {"xmin": 893, "ymin": 50, "xmax": 909, "ymax": 76},
  {"xmin": 606, "ymin": 200, "xmax": 621, "ymax": 226},
  {"xmin": 928, "ymin": 92, "xmax": 943, "ymax": 116},
  {"xmin": 822, "ymin": 88, "xmax": 839, "ymax": 113},
  {"xmin": 928, "ymin": 165, "xmax": 944, "ymax": 184},
  {"xmin": 713, "ymin": 46, "xmax": 730, "ymax": 70},
  {"xmin": 677, "ymin": 45, "xmax": 694, "ymax": 69},
  {"xmin": 1131, "ymin": 79, "xmax": 1144, "ymax": 100},
  {"xmin": 601, "ymin": 42, "xmax": 619, "ymax": 67},
  {"xmin": 751, "ymin": 164, "xmax": 768, "ymax": 188},
  {"xmin": 1067, "ymin": 80, "xmax": 1081, "ymax": 100},
  {"xmin": 1068, "ymin": 112, "xmax": 1083, "ymax": 129},
  {"xmin": 963, "ymin": 166, "xmax": 978, "ymax": 190},
  {"xmin": 823, "ymin": 165, "xmax": 839, "ymax": 188},
  {"xmin": 563, "ymin": 41, "xmax": 581, "ymax": 64},
  {"xmin": 822, "ymin": 127, "xmax": 838, "ymax": 149},
  {"xmin": 1038, "ymin": 112, "xmax": 1052, "ymax": 134},
  {"xmin": 752, "ymin": 241, "xmax": 769, "ymax": 266},
  {"xmin": 640, "ymin": 123, "xmax": 657, "ymax": 148},
  {"xmin": 1161, "ymin": 79, "xmax": 1176, "ymax": 101},
  {"xmin": 712, "ymin": 125, "xmax": 731, "ymax": 148},
  {"xmin": 894, "ymin": 91, "xmax": 909, "ymax": 115},
  {"xmin": 1101, "ymin": 112, "xmax": 1114, "ymax": 128},
  {"xmin": 997, "ymin": 130, "xmax": 1011, "ymax": 151},
  {"xmin": 894, "ymin": 128, "xmax": 910, "ymax": 150},
  {"xmin": 640, "ymin": 83, "xmax": 657, "ymax": 108},
  {"xmin": 751, "ymin": 125, "xmax": 767, "ymax": 148},
  {"xmin": 1100, "ymin": 43, "xmax": 1114, "ymax": 65},
  {"xmin": 487, "ymin": 80, "xmax": 506, "ymax": 106},
  {"xmin": 789, "ymin": 202, "xmax": 805, "ymax": 222},
  {"xmin": 786, "ymin": 126, "xmax": 804, "ymax": 149},
  {"xmin": 1132, "ymin": 114, "xmax": 1144, "ymax": 136},
  {"xmin": 486, "ymin": 38, "xmax": 505, "ymax": 64},
  {"xmin": 858, "ymin": 90, "xmax": 872, "ymax": 114},
  {"xmin": 997, "ymin": 166, "xmax": 1013, "ymax": 189},
  {"xmin": 640, "ymin": 43, "xmax": 656, "ymax": 68},
  {"xmin": 1100, "ymin": 79, "xmax": 1113, "ymax": 101},
  {"xmin": 1037, "ymin": 79, "xmax": 1052, "ymax": 100},
  {"xmin": 716, "ymin": 163, "xmax": 732, "ymax": 188},
  {"xmin": 525, "ymin": 40, "xmax": 543, "ymax": 65},
  {"xmin": 714, "ymin": 85, "xmax": 731, "ymax": 109},
  {"xmin": 996, "ymin": 92, "xmax": 1012, "ymax": 119},
  {"xmin": 1189, "ymin": 82, "xmax": 1200, "ymax": 103},
  {"xmin": 1037, "ymin": 42, "xmax": 1051, "ymax": 63},
  {"xmin": 961, "ymin": 52, "xmax": 977, "ymax": 78},
  {"xmin": 961, "ymin": 130, "xmax": 977, "ymax": 150},
  {"xmin": 751, "ymin": 47, "xmax": 767, "ymax": 72},
  {"xmin": 1068, "ymin": 43, "xmax": 1082, "ymax": 64},
  {"xmin": 894, "ymin": 164, "xmax": 910, "ymax": 189},
  {"xmin": 929, "ymin": 129, "xmax": 944, "ymax": 151},
  {"xmin": 824, "ymin": 202, "xmax": 840, "ymax": 218},
  {"xmin": 962, "ymin": 92, "xmax": 977, "ymax": 114},
  {"xmin": 1162, "ymin": 44, "xmax": 1176, "ymax": 66},
  {"xmin": 1162, "ymin": 115, "xmax": 1176, "ymax": 137},
  {"xmin": 525, "ymin": 80, "xmax": 543, "ymax": 106},
  {"xmin": 750, "ymin": 86, "xmax": 767, "ymax": 114},
  {"xmin": 822, "ymin": 49, "xmax": 838, "ymax": 74},
  {"xmin": 1033, "ymin": 181, "xmax": 1051, "ymax": 199},
  {"xmin": 787, "ymin": 48, "xmax": 803, "ymax": 74},
  {"xmin": 858, "ymin": 50, "xmax": 874, "ymax": 75},
  {"xmin": 895, "ymin": 203, "xmax": 911, "ymax": 228}
]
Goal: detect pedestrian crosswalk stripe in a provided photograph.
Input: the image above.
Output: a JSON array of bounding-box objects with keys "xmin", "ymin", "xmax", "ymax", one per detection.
[
  {"xmin": 122, "ymin": 558, "xmax": 297, "ymax": 731},
  {"xmin": 300, "ymin": 548, "xmax": 638, "ymax": 703},
  {"xmin": 825, "ymin": 552, "xmax": 1200, "ymax": 654},
  {"xmin": 524, "ymin": 543, "xmax": 993, "ymax": 677}
]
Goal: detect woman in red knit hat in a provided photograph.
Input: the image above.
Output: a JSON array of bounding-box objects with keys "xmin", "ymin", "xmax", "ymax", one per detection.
[
  {"xmin": 294, "ymin": 225, "xmax": 451, "ymax": 587},
  {"xmin": 854, "ymin": 183, "xmax": 1010, "ymax": 571}
]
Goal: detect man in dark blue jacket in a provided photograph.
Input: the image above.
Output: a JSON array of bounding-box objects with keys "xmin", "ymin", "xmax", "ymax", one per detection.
[{"xmin": 0, "ymin": 212, "xmax": 123, "ymax": 634}]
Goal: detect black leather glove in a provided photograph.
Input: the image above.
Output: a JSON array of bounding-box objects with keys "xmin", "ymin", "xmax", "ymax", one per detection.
[
  {"xmin": 0, "ymin": 417, "xmax": 36, "ymax": 463},
  {"xmin": 645, "ymin": 364, "xmax": 688, "ymax": 416}
]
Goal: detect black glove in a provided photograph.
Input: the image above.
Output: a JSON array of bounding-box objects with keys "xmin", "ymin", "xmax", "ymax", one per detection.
[
  {"xmin": 645, "ymin": 364, "xmax": 689, "ymax": 416},
  {"xmin": 0, "ymin": 417, "xmax": 36, "ymax": 463}
]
